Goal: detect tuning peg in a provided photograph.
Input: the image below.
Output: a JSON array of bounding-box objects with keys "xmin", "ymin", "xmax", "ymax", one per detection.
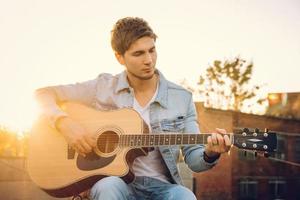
[
  {"xmin": 263, "ymin": 128, "xmax": 269, "ymax": 137},
  {"xmin": 244, "ymin": 151, "xmax": 247, "ymax": 157},
  {"xmin": 254, "ymin": 151, "xmax": 257, "ymax": 157},
  {"xmin": 243, "ymin": 128, "xmax": 249, "ymax": 134},
  {"xmin": 255, "ymin": 128, "xmax": 259, "ymax": 133},
  {"xmin": 264, "ymin": 128, "xmax": 269, "ymax": 133}
]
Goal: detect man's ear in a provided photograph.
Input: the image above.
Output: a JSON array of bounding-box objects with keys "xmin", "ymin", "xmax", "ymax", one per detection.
[{"xmin": 115, "ymin": 52, "xmax": 125, "ymax": 65}]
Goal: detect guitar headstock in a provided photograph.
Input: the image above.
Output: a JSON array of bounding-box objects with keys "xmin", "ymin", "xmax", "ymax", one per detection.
[{"xmin": 233, "ymin": 128, "xmax": 277, "ymax": 153}]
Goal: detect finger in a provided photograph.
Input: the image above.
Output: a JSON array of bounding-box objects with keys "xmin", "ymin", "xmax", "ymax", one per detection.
[
  {"xmin": 211, "ymin": 133, "xmax": 218, "ymax": 145},
  {"xmin": 85, "ymin": 134, "xmax": 97, "ymax": 148},
  {"xmin": 74, "ymin": 145, "xmax": 86, "ymax": 157},
  {"xmin": 207, "ymin": 136, "xmax": 213, "ymax": 148},
  {"xmin": 216, "ymin": 128, "xmax": 227, "ymax": 135},
  {"xmin": 216, "ymin": 134, "xmax": 224, "ymax": 147},
  {"xmin": 80, "ymin": 139, "xmax": 93, "ymax": 153},
  {"xmin": 224, "ymin": 134, "xmax": 231, "ymax": 146}
]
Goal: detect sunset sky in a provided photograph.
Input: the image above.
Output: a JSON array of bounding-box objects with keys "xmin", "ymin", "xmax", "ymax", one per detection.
[{"xmin": 1, "ymin": 0, "xmax": 299, "ymax": 132}]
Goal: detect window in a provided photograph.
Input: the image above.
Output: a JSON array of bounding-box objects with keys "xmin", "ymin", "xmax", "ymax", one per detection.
[
  {"xmin": 294, "ymin": 138, "xmax": 300, "ymax": 162},
  {"xmin": 269, "ymin": 179, "xmax": 286, "ymax": 199},
  {"xmin": 239, "ymin": 179, "xmax": 258, "ymax": 200}
]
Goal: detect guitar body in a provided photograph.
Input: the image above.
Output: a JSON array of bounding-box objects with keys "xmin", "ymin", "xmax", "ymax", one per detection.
[
  {"xmin": 27, "ymin": 102, "xmax": 278, "ymax": 198},
  {"xmin": 27, "ymin": 102, "xmax": 147, "ymax": 197}
]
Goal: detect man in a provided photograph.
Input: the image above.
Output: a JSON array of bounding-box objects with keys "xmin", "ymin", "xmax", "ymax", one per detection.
[{"xmin": 35, "ymin": 17, "xmax": 231, "ymax": 200}]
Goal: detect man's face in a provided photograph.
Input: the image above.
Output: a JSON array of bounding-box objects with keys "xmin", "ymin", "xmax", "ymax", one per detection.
[{"xmin": 117, "ymin": 36, "xmax": 157, "ymax": 80}]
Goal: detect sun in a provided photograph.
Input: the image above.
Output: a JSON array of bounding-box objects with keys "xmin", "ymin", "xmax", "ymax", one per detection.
[{"xmin": 0, "ymin": 93, "xmax": 38, "ymax": 136}]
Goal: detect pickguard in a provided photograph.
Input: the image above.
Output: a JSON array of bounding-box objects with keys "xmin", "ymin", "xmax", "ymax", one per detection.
[{"xmin": 76, "ymin": 151, "xmax": 116, "ymax": 171}]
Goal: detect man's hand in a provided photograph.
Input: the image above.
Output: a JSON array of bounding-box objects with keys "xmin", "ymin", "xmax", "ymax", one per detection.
[
  {"xmin": 205, "ymin": 128, "xmax": 232, "ymax": 158},
  {"xmin": 56, "ymin": 117, "xmax": 96, "ymax": 157}
]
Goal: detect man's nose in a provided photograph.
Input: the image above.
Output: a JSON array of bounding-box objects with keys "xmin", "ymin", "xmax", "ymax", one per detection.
[{"xmin": 143, "ymin": 53, "xmax": 153, "ymax": 65}]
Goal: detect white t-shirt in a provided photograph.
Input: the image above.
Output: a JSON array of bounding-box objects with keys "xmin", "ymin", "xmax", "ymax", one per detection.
[{"xmin": 132, "ymin": 86, "xmax": 170, "ymax": 183}]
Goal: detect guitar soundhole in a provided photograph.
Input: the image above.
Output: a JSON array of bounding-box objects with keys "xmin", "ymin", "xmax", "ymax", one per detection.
[{"xmin": 97, "ymin": 131, "xmax": 119, "ymax": 154}]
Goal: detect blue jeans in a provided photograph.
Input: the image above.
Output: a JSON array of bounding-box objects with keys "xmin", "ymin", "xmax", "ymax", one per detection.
[{"xmin": 90, "ymin": 176, "xmax": 197, "ymax": 200}]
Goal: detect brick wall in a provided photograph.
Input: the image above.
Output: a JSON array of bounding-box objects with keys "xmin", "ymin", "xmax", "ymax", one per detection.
[{"xmin": 193, "ymin": 102, "xmax": 300, "ymax": 200}]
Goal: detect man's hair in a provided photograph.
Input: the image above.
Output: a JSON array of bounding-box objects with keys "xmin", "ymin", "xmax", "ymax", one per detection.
[{"xmin": 111, "ymin": 17, "xmax": 157, "ymax": 55}]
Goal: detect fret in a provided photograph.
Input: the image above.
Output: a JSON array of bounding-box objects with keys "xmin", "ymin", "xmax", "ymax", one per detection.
[
  {"xmin": 196, "ymin": 134, "xmax": 201, "ymax": 144},
  {"xmin": 137, "ymin": 135, "xmax": 142, "ymax": 146},
  {"xmin": 154, "ymin": 134, "xmax": 159, "ymax": 146},
  {"xmin": 176, "ymin": 135, "xmax": 183, "ymax": 145},
  {"xmin": 123, "ymin": 133, "xmax": 214, "ymax": 147},
  {"xmin": 170, "ymin": 134, "xmax": 176, "ymax": 145},
  {"xmin": 146, "ymin": 134, "xmax": 150, "ymax": 147},
  {"xmin": 166, "ymin": 134, "xmax": 171, "ymax": 146},
  {"xmin": 141, "ymin": 134, "xmax": 145, "ymax": 147},
  {"xmin": 183, "ymin": 134, "xmax": 188, "ymax": 144},
  {"xmin": 190, "ymin": 134, "xmax": 196, "ymax": 144},
  {"xmin": 133, "ymin": 135, "xmax": 136, "ymax": 146},
  {"xmin": 130, "ymin": 135, "xmax": 134, "ymax": 146},
  {"xmin": 134, "ymin": 135, "xmax": 137, "ymax": 146},
  {"xmin": 160, "ymin": 134, "xmax": 165, "ymax": 145},
  {"xmin": 150, "ymin": 135, "xmax": 155, "ymax": 146},
  {"xmin": 128, "ymin": 135, "xmax": 131, "ymax": 146},
  {"xmin": 158, "ymin": 134, "xmax": 161, "ymax": 145},
  {"xmin": 130, "ymin": 135, "xmax": 133, "ymax": 146},
  {"xmin": 137, "ymin": 135, "xmax": 140, "ymax": 146}
]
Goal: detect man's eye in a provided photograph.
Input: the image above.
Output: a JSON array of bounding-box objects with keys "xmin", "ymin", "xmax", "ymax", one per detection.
[
  {"xmin": 149, "ymin": 48, "xmax": 156, "ymax": 53},
  {"xmin": 133, "ymin": 52, "xmax": 142, "ymax": 56}
]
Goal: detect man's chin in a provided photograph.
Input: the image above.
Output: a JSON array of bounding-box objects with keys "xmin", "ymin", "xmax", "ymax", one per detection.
[
  {"xmin": 127, "ymin": 69, "xmax": 156, "ymax": 80},
  {"xmin": 139, "ymin": 73, "xmax": 155, "ymax": 80}
]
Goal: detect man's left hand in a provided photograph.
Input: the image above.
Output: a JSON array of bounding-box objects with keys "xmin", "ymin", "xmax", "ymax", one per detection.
[{"xmin": 205, "ymin": 128, "xmax": 232, "ymax": 158}]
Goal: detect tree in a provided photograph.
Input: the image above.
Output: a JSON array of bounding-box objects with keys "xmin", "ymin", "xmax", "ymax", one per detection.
[
  {"xmin": 198, "ymin": 57, "xmax": 266, "ymax": 113},
  {"xmin": 0, "ymin": 126, "xmax": 28, "ymax": 157}
]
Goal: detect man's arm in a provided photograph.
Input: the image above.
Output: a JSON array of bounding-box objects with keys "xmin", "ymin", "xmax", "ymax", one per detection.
[
  {"xmin": 181, "ymin": 95, "xmax": 231, "ymax": 172},
  {"xmin": 35, "ymin": 79, "xmax": 98, "ymax": 127},
  {"xmin": 35, "ymin": 79, "xmax": 98, "ymax": 156}
]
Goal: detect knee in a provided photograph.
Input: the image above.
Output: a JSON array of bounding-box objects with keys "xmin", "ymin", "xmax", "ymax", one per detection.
[
  {"xmin": 169, "ymin": 185, "xmax": 196, "ymax": 200},
  {"xmin": 90, "ymin": 176, "xmax": 128, "ymax": 198},
  {"xmin": 92, "ymin": 176, "xmax": 126, "ymax": 191}
]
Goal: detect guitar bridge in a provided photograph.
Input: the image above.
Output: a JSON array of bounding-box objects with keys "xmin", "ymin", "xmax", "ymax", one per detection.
[{"xmin": 68, "ymin": 145, "xmax": 76, "ymax": 159}]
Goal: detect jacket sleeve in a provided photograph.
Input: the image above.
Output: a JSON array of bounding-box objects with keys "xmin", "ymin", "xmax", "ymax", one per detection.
[
  {"xmin": 181, "ymin": 95, "xmax": 219, "ymax": 172},
  {"xmin": 35, "ymin": 78, "xmax": 98, "ymax": 128}
]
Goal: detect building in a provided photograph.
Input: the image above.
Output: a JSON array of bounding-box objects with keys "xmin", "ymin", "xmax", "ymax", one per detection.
[{"xmin": 194, "ymin": 102, "xmax": 300, "ymax": 200}]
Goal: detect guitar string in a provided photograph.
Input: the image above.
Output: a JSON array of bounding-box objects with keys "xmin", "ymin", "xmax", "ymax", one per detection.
[{"xmin": 95, "ymin": 134, "xmax": 211, "ymax": 146}]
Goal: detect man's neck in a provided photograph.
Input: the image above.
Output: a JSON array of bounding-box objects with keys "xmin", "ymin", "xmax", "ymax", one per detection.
[
  {"xmin": 126, "ymin": 71, "xmax": 159, "ymax": 107},
  {"xmin": 127, "ymin": 72, "xmax": 158, "ymax": 94}
]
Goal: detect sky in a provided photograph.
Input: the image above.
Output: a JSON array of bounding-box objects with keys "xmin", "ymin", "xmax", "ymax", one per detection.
[{"xmin": 0, "ymin": 0, "xmax": 300, "ymax": 132}]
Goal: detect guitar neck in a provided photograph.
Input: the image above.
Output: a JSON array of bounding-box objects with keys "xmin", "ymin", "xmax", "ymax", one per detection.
[{"xmin": 119, "ymin": 133, "xmax": 233, "ymax": 147}]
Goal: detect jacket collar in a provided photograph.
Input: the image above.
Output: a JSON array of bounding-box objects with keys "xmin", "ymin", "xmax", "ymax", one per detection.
[{"xmin": 115, "ymin": 69, "xmax": 168, "ymax": 108}]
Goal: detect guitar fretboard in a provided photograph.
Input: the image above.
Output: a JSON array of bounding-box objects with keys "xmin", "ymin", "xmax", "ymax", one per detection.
[{"xmin": 119, "ymin": 133, "xmax": 231, "ymax": 147}]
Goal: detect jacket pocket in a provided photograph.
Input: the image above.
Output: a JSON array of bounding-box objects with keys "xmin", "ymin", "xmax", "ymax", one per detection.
[{"xmin": 160, "ymin": 116, "xmax": 185, "ymax": 132}]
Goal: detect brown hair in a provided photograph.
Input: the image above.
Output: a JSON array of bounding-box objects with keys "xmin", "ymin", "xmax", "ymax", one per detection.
[{"xmin": 111, "ymin": 17, "xmax": 157, "ymax": 55}]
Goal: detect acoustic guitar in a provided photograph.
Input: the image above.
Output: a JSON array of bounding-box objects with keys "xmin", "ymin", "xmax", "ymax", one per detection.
[{"xmin": 27, "ymin": 102, "xmax": 277, "ymax": 198}]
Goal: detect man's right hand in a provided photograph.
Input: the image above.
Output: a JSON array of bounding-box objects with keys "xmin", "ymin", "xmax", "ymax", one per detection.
[{"xmin": 56, "ymin": 117, "xmax": 96, "ymax": 157}]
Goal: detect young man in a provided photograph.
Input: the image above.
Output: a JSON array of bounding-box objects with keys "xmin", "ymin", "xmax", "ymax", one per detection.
[{"xmin": 35, "ymin": 17, "xmax": 231, "ymax": 200}]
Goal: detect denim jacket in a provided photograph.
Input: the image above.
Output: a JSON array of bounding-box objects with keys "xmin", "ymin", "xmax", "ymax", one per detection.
[{"xmin": 36, "ymin": 70, "xmax": 218, "ymax": 185}]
